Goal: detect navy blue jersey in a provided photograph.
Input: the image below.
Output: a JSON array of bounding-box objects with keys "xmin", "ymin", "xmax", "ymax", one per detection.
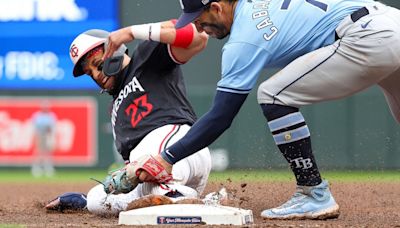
[{"xmin": 111, "ymin": 41, "xmax": 197, "ymax": 160}]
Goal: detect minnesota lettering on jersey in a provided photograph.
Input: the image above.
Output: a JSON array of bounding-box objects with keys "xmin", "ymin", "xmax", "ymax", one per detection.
[
  {"xmin": 111, "ymin": 76, "xmax": 146, "ymax": 138},
  {"xmin": 252, "ymin": 0, "xmax": 278, "ymax": 41}
]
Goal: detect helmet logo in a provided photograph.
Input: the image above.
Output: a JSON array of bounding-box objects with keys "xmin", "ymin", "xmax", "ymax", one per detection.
[{"xmin": 70, "ymin": 44, "xmax": 79, "ymax": 58}]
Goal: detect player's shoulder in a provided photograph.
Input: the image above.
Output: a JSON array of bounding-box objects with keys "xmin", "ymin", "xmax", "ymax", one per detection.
[{"xmin": 135, "ymin": 41, "xmax": 159, "ymax": 56}]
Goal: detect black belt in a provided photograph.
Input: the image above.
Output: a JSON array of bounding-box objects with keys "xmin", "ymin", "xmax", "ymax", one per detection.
[
  {"xmin": 351, "ymin": 7, "xmax": 370, "ymax": 23},
  {"xmin": 335, "ymin": 7, "xmax": 370, "ymax": 40}
]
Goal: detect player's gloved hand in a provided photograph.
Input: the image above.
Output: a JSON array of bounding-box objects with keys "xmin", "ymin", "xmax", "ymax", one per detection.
[
  {"xmin": 126, "ymin": 154, "xmax": 173, "ymax": 183},
  {"xmin": 126, "ymin": 194, "xmax": 174, "ymax": 211},
  {"xmin": 45, "ymin": 192, "xmax": 87, "ymax": 211},
  {"xmin": 102, "ymin": 167, "xmax": 140, "ymax": 194}
]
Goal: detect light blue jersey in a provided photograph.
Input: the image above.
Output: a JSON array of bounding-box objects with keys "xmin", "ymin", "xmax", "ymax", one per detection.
[
  {"xmin": 32, "ymin": 111, "xmax": 57, "ymax": 134},
  {"xmin": 218, "ymin": 0, "xmax": 376, "ymax": 94}
]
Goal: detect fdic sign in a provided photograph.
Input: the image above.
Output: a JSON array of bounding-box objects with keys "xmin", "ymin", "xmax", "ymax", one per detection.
[
  {"xmin": 0, "ymin": 97, "xmax": 97, "ymax": 166},
  {"xmin": 0, "ymin": 0, "xmax": 119, "ymax": 90}
]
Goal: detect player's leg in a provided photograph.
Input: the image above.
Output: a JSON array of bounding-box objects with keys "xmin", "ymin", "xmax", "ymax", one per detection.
[
  {"xmin": 258, "ymin": 103, "xmax": 339, "ymax": 219},
  {"xmin": 86, "ymin": 180, "xmax": 199, "ymax": 215},
  {"xmin": 30, "ymin": 159, "xmax": 43, "ymax": 178},
  {"xmin": 258, "ymin": 3, "xmax": 400, "ymax": 219},
  {"xmin": 130, "ymin": 124, "xmax": 211, "ymax": 196},
  {"xmin": 378, "ymin": 67, "xmax": 400, "ymax": 124},
  {"xmin": 171, "ymin": 147, "xmax": 211, "ymax": 195},
  {"xmin": 42, "ymin": 146, "xmax": 55, "ymax": 177},
  {"xmin": 85, "ymin": 125, "xmax": 211, "ymax": 215},
  {"xmin": 86, "ymin": 183, "xmax": 142, "ymax": 215},
  {"xmin": 162, "ymin": 124, "xmax": 211, "ymax": 195},
  {"xmin": 43, "ymin": 155, "xmax": 55, "ymax": 177},
  {"xmin": 31, "ymin": 138, "xmax": 46, "ymax": 178}
]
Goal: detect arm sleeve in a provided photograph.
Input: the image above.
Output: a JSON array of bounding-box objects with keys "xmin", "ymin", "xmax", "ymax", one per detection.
[{"xmin": 161, "ymin": 90, "xmax": 248, "ymax": 164}]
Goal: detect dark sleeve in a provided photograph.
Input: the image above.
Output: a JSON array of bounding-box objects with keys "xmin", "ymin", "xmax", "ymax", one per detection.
[
  {"xmin": 161, "ymin": 90, "xmax": 248, "ymax": 164},
  {"xmin": 140, "ymin": 41, "xmax": 177, "ymax": 71}
]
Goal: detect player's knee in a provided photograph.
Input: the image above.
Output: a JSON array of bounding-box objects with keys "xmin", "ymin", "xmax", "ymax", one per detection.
[
  {"xmin": 87, "ymin": 184, "xmax": 119, "ymax": 216},
  {"xmin": 260, "ymin": 104, "xmax": 299, "ymax": 122},
  {"xmin": 257, "ymin": 81, "xmax": 274, "ymax": 104},
  {"xmin": 86, "ymin": 185, "xmax": 105, "ymax": 214}
]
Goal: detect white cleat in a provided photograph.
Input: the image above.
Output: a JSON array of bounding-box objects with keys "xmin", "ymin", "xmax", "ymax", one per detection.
[{"xmin": 261, "ymin": 180, "xmax": 340, "ymax": 220}]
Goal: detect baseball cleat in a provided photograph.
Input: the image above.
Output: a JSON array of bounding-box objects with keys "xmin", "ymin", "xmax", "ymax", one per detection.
[{"xmin": 261, "ymin": 180, "xmax": 340, "ymax": 220}]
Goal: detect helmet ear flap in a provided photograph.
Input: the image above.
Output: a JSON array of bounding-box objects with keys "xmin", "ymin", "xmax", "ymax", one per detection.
[{"xmin": 102, "ymin": 42, "xmax": 128, "ymax": 77}]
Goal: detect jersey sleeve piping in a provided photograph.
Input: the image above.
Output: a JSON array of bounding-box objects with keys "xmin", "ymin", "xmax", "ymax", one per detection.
[
  {"xmin": 167, "ymin": 44, "xmax": 185, "ymax": 65},
  {"xmin": 217, "ymin": 86, "xmax": 252, "ymax": 94}
]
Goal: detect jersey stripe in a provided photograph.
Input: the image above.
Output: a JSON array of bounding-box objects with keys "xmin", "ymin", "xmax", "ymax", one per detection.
[
  {"xmin": 158, "ymin": 124, "xmax": 179, "ymax": 154},
  {"xmin": 167, "ymin": 44, "xmax": 185, "ymax": 65},
  {"xmin": 217, "ymin": 86, "xmax": 251, "ymax": 94}
]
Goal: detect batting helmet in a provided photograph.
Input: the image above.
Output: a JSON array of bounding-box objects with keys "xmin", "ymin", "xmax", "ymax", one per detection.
[{"xmin": 69, "ymin": 29, "xmax": 127, "ymax": 77}]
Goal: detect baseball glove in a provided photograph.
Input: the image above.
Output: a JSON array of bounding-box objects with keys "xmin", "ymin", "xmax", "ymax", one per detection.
[
  {"xmin": 126, "ymin": 194, "xmax": 174, "ymax": 210},
  {"xmin": 102, "ymin": 167, "xmax": 140, "ymax": 194},
  {"xmin": 125, "ymin": 195, "xmax": 207, "ymax": 211},
  {"xmin": 45, "ymin": 192, "xmax": 87, "ymax": 211},
  {"xmin": 126, "ymin": 154, "xmax": 173, "ymax": 184}
]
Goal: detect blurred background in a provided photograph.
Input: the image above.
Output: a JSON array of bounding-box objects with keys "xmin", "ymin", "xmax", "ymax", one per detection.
[{"xmin": 0, "ymin": 0, "xmax": 399, "ymax": 174}]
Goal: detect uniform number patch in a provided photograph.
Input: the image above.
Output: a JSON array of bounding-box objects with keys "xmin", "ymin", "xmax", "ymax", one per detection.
[{"xmin": 125, "ymin": 94, "xmax": 153, "ymax": 127}]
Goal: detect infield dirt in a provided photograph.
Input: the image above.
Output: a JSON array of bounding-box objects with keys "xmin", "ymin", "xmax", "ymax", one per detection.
[{"xmin": 1, "ymin": 180, "xmax": 399, "ymax": 227}]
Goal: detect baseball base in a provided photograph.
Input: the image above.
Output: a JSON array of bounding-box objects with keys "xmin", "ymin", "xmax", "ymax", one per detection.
[{"xmin": 118, "ymin": 204, "xmax": 254, "ymax": 225}]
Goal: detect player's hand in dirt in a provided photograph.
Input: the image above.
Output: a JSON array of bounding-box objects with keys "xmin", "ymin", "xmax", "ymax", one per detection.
[{"xmin": 45, "ymin": 192, "xmax": 87, "ymax": 211}]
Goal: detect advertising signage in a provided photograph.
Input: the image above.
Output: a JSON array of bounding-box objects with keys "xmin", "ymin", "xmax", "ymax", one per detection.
[
  {"xmin": 0, "ymin": 97, "xmax": 97, "ymax": 166},
  {"xmin": 0, "ymin": 0, "xmax": 119, "ymax": 90}
]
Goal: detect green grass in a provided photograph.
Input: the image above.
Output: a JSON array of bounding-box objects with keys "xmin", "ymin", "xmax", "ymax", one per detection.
[
  {"xmin": 0, "ymin": 225, "xmax": 26, "ymax": 228},
  {"xmin": 208, "ymin": 169, "xmax": 400, "ymax": 182},
  {"xmin": 0, "ymin": 169, "xmax": 399, "ymax": 183},
  {"xmin": 0, "ymin": 170, "xmax": 107, "ymax": 183}
]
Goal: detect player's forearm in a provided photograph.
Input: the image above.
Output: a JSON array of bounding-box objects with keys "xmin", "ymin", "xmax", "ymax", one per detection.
[
  {"xmin": 161, "ymin": 20, "xmax": 208, "ymax": 49},
  {"xmin": 161, "ymin": 91, "xmax": 248, "ymax": 164},
  {"xmin": 130, "ymin": 20, "xmax": 208, "ymax": 62},
  {"xmin": 130, "ymin": 20, "xmax": 208, "ymax": 49},
  {"xmin": 103, "ymin": 20, "xmax": 208, "ymax": 61}
]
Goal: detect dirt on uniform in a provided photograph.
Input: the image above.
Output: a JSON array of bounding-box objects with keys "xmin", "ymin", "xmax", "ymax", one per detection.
[{"xmin": 1, "ymin": 180, "xmax": 400, "ymax": 227}]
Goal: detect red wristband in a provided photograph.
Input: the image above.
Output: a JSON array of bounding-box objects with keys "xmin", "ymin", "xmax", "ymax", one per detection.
[{"xmin": 171, "ymin": 19, "xmax": 194, "ymax": 48}]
